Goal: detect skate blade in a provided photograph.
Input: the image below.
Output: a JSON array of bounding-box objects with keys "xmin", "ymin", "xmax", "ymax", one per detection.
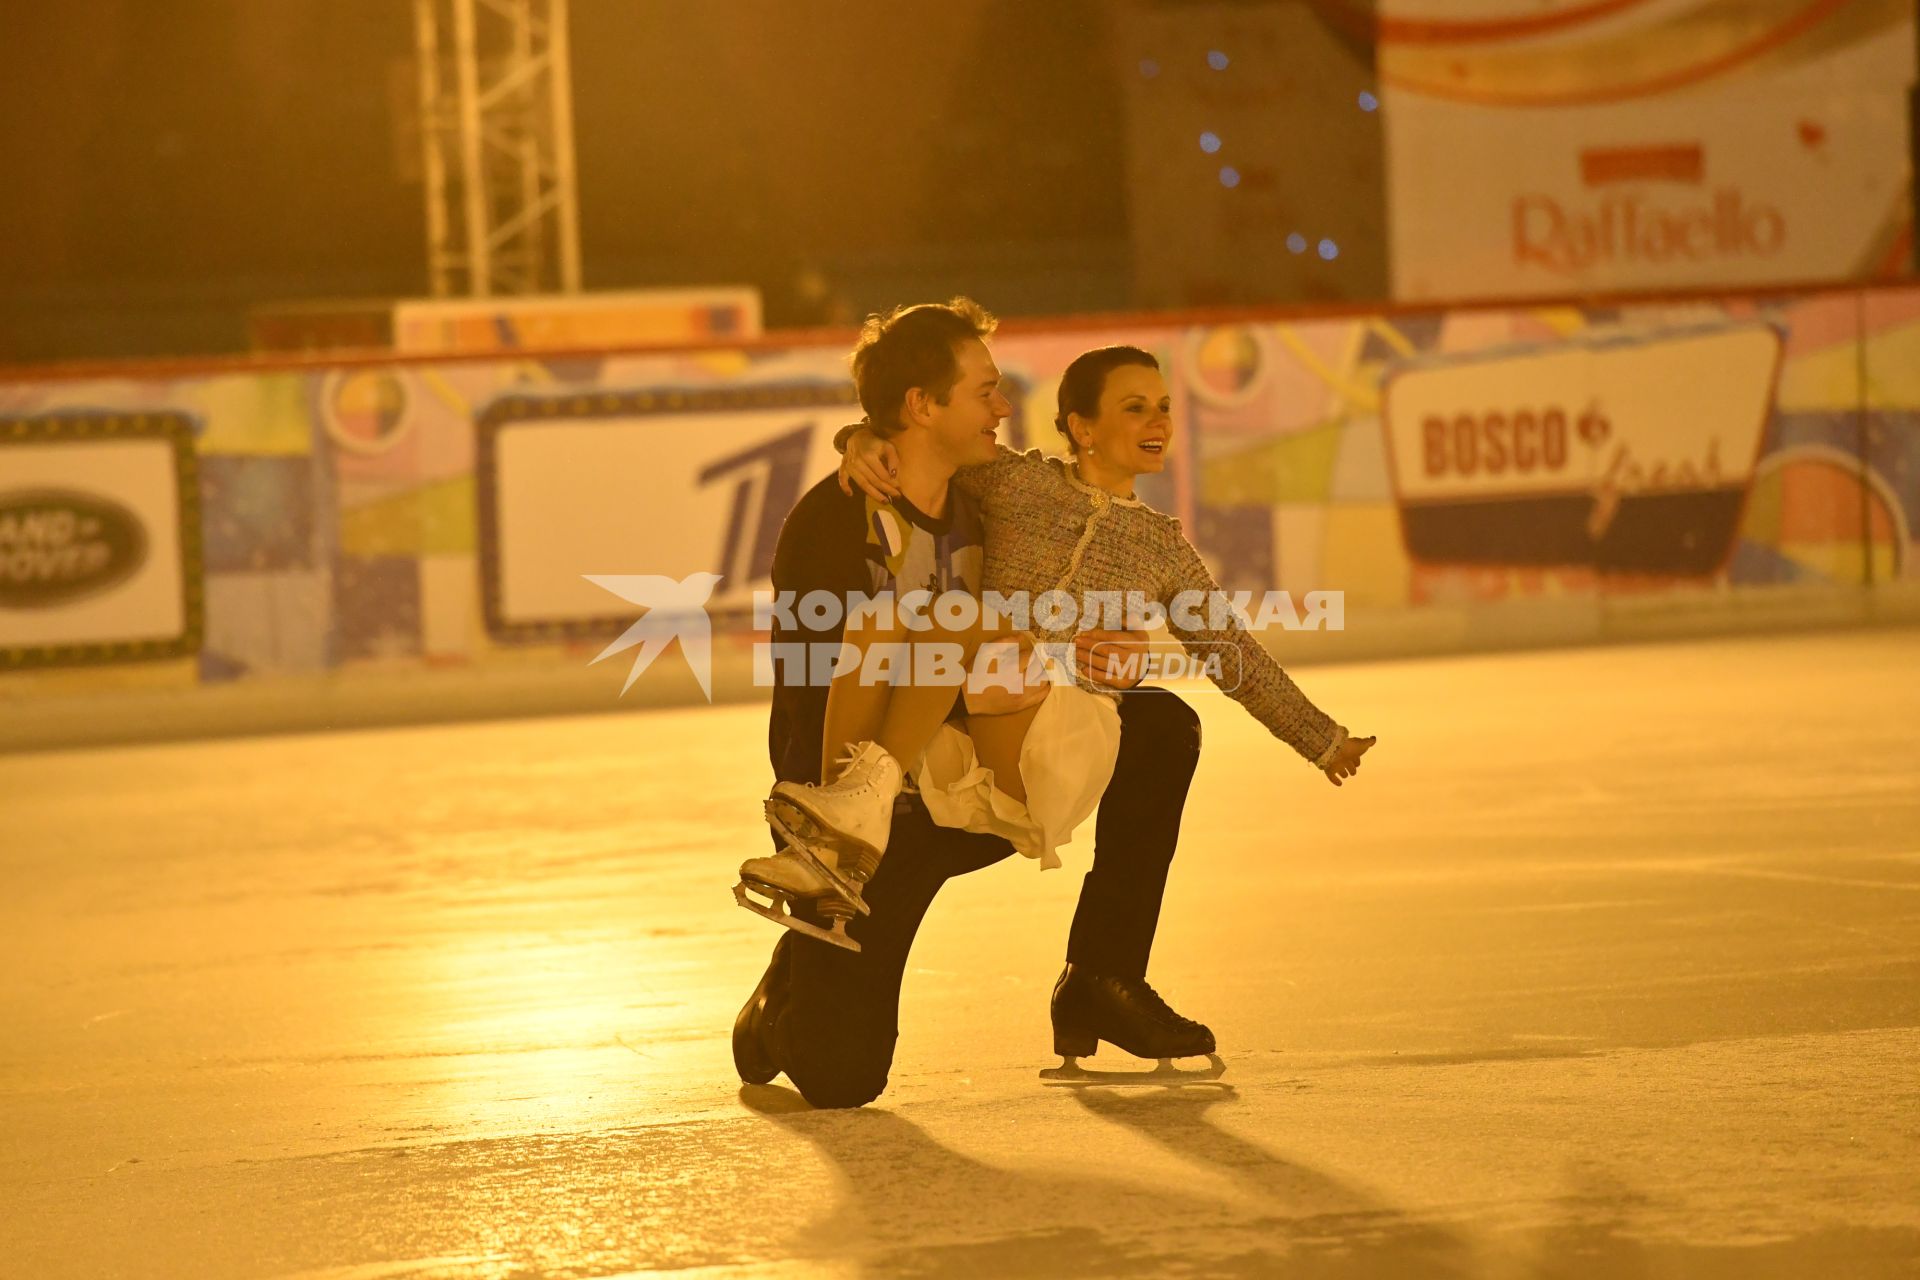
[
  {"xmin": 733, "ymin": 880, "xmax": 860, "ymax": 952},
  {"xmin": 763, "ymin": 800, "xmax": 872, "ymax": 915},
  {"xmin": 1039, "ymin": 1052, "xmax": 1228, "ymax": 1088}
]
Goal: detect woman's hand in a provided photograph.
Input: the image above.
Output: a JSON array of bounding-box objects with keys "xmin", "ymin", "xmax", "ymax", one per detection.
[
  {"xmin": 1075, "ymin": 629, "xmax": 1152, "ymax": 690},
  {"xmin": 963, "ymin": 634, "xmax": 1049, "ymax": 716},
  {"xmin": 1323, "ymin": 735, "xmax": 1375, "ymax": 787},
  {"xmin": 838, "ymin": 425, "xmax": 901, "ymax": 501}
]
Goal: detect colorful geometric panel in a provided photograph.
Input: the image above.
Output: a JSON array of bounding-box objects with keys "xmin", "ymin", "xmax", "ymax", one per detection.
[
  {"xmin": 1508, "ymin": 310, "xmax": 1582, "ymax": 345},
  {"xmin": 1329, "ymin": 417, "xmax": 1394, "ymax": 502},
  {"xmin": 1268, "ymin": 322, "xmax": 1377, "ymax": 423},
  {"xmin": 332, "ymin": 555, "xmax": 422, "ymax": 664},
  {"xmin": 324, "ymin": 369, "xmax": 411, "ymax": 454},
  {"xmin": 1188, "ymin": 326, "xmax": 1270, "ymax": 408},
  {"xmin": 195, "ymin": 373, "xmax": 315, "ymax": 457},
  {"xmin": 1765, "ymin": 410, "xmax": 1864, "ymax": 456},
  {"xmin": 198, "ymin": 455, "xmax": 317, "ymax": 573},
  {"xmin": 1864, "ymin": 318, "xmax": 1920, "ymax": 410},
  {"xmin": 337, "ymin": 476, "xmax": 477, "ymax": 558},
  {"xmin": 1321, "ymin": 503, "xmax": 1412, "ymax": 608},
  {"xmin": 1866, "ymin": 409, "xmax": 1919, "ymax": 571},
  {"xmin": 1358, "ymin": 313, "xmax": 1442, "ymax": 364},
  {"xmin": 404, "ymin": 366, "xmax": 483, "ymax": 481},
  {"xmin": 1186, "ymin": 322, "xmax": 1372, "ymax": 438},
  {"xmin": 1861, "ymin": 288, "xmax": 1920, "ymax": 333},
  {"xmin": 1438, "ymin": 310, "xmax": 1526, "ymax": 356},
  {"xmin": 1727, "ymin": 538, "xmax": 1816, "ymax": 586},
  {"xmin": 319, "ymin": 368, "xmax": 429, "ymax": 492},
  {"xmin": 1738, "ymin": 449, "xmax": 1904, "ymax": 584},
  {"xmin": 202, "ymin": 570, "xmax": 330, "ymax": 677},
  {"xmin": 1202, "ymin": 421, "xmax": 1346, "ymax": 506},
  {"xmin": 1192, "ymin": 505, "xmax": 1274, "ymax": 595},
  {"xmin": 1777, "ymin": 293, "xmax": 1864, "ymax": 363},
  {"xmin": 1775, "ymin": 331, "xmax": 1863, "ymax": 414},
  {"xmin": 418, "ymin": 553, "xmax": 482, "ymax": 661},
  {"xmin": 1272, "ymin": 503, "xmax": 1327, "ymax": 596}
]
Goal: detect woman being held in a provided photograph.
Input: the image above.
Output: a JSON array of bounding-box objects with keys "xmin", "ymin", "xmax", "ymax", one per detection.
[{"xmin": 756, "ymin": 346, "xmax": 1372, "ymax": 933}]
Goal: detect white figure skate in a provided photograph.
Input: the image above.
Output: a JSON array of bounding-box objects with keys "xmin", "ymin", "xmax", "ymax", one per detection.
[
  {"xmin": 763, "ymin": 741, "xmax": 903, "ymax": 914},
  {"xmin": 734, "ymin": 848, "xmax": 863, "ymax": 952}
]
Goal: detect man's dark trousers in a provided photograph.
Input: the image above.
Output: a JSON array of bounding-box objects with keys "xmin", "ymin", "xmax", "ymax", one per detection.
[{"xmin": 759, "ymin": 686, "xmax": 1203, "ymax": 1108}]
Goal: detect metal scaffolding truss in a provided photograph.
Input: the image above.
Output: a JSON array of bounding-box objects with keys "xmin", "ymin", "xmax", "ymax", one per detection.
[{"xmin": 412, "ymin": 0, "xmax": 582, "ymax": 296}]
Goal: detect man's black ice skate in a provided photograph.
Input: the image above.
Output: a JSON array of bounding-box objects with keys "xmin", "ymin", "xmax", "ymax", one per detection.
[
  {"xmin": 1043, "ymin": 963, "xmax": 1225, "ymax": 1085},
  {"xmin": 733, "ymin": 935, "xmax": 791, "ymax": 1086}
]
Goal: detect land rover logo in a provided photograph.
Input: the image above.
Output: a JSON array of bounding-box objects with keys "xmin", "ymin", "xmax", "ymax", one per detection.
[{"xmin": 0, "ymin": 489, "xmax": 148, "ymax": 607}]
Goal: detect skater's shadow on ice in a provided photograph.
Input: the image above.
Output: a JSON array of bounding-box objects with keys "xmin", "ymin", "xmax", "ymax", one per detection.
[
  {"xmin": 733, "ymin": 1084, "xmax": 1473, "ymax": 1277},
  {"xmin": 1071, "ymin": 1086, "xmax": 1476, "ymax": 1278},
  {"xmin": 736, "ymin": 1085, "xmax": 1256, "ymax": 1276},
  {"xmin": 735, "ymin": 1082, "xmax": 813, "ymax": 1114}
]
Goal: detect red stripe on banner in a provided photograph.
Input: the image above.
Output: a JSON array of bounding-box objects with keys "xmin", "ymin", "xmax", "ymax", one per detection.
[
  {"xmin": 1581, "ymin": 143, "xmax": 1706, "ymax": 185},
  {"xmin": 1307, "ymin": 0, "xmax": 1656, "ymax": 46},
  {"xmin": 1381, "ymin": 0, "xmax": 1855, "ymax": 106},
  {"xmin": 1381, "ymin": 0, "xmax": 1656, "ymax": 45}
]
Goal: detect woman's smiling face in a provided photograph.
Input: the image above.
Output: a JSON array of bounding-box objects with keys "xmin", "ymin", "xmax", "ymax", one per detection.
[{"xmin": 1072, "ymin": 362, "xmax": 1173, "ymax": 477}]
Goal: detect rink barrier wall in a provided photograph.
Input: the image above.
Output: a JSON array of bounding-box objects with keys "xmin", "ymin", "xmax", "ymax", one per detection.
[{"xmin": 2, "ymin": 280, "xmax": 1917, "ymax": 752}]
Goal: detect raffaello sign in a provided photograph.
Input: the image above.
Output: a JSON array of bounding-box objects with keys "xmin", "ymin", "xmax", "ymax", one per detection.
[
  {"xmin": 1381, "ymin": 6, "xmax": 1913, "ymax": 301},
  {"xmin": 1511, "ymin": 184, "xmax": 1787, "ymax": 277}
]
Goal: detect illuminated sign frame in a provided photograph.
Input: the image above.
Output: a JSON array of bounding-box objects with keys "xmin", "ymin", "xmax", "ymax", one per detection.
[{"xmin": 0, "ymin": 413, "xmax": 204, "ymax": 670}]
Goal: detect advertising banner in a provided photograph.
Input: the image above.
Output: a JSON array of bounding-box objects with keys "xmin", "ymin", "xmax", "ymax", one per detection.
[
  {"xmin": 1382, "ymin": 323, "xmax": 1783, "ymax": 575},
  {"xmin": 2, "ymin": 278, "xmax": 1914, "ymax": 732},
  {"xmin": 1383, "ymin": 0, "xmax": 1916, "ymax": 300},
  {"xmin": 0, "ymin": 414, "xmax": 202, "ymax": 668},
  {"xmin": 476, "ymin": 382, "xmax": 858, "ymax": 642}
]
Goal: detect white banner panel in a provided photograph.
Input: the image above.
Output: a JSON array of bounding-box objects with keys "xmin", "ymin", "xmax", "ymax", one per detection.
[
  {"xmin": 0, "ymin": 415, "xmax": 200, "ymax": 666},
  {"xmin": 1384, "ymin": 8, "xmax": 1915, "ymax": 300},
  {"xmin": 479, "ymin": 385, "xmax": 857, "ymax": 637},
  {"xmin": 1381, "ymin": 323, "xmax": 1782, "ymax": 574}
]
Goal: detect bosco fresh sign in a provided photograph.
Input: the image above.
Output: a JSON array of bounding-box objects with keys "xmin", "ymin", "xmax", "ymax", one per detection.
[
  {"xmin": 0, "ymin": 489, "xmax": 148, "ymax": 607},
  {"xmin": 1381, "ymin": 323, "xmax": 1783, "ymax": 576}
]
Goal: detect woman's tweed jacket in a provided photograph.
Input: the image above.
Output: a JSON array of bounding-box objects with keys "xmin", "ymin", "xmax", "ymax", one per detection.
[{"xmin": 956, "ymin": 447, "xmax": 1347, "ymax": 769}]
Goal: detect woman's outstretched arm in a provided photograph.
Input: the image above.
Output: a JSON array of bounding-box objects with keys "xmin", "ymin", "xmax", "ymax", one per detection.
[{"xmin": 1156, "ymin": 526, "xmax": 1351, "ymax": 772}]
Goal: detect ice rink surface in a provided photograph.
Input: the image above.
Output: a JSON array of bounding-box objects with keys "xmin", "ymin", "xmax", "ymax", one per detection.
[{"xmin": 4, "ymin": 628, "xmax": 1918, "ymax": 1279}]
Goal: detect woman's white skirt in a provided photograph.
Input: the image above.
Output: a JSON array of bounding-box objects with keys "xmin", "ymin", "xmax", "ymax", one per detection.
[{"xmin": 913, "ymin": 684, "xmax": 1122, "ymax": 870}]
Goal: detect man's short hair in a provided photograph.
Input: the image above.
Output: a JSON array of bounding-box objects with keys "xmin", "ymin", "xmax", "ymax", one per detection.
[{"xmin": 850, "ymin": 297, "xmax": 998, "ymax": 436}]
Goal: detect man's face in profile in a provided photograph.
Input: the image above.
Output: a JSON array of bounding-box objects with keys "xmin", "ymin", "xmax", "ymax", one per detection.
[{"xmin": 923, "ymin": 337, "xmax": 1011, "ymax": 468}]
